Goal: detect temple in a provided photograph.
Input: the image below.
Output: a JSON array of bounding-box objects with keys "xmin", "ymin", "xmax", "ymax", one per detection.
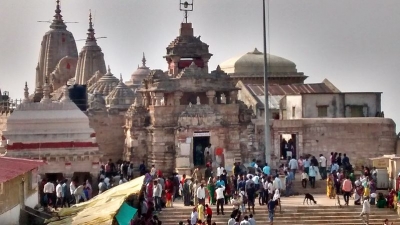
[
  {"xmin": 34, "ymin": 0, "xmax": 78, "ymax": 101},
  {"xmin": 0, "ymin": 0, "xmax": 397, "ymax": 180},
  {"xmin": 2, "ymin": 83, "xmax": 101, "ymax": 182}
]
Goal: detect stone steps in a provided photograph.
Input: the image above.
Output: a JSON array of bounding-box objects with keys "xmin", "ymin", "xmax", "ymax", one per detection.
[{"xmin": 157, "ymin": 205, "xmax": 400, "ymax": 225}]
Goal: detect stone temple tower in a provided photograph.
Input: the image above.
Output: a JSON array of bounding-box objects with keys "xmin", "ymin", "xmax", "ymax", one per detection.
[
  {"xmin": 34, "ymin": 0, "xmax": 78, "ymax": 102},
  {"xmin": 164, "ymin": 23, "xmax": 213, "ymax": 77},
  {"xmin": 74, "ymin": 11, "xmax": 107, "ymax": 85}
]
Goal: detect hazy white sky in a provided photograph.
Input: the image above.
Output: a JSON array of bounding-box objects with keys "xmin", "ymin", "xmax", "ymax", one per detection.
[{"xmin": 0, "ymin": 0, "xmax": 399, "ymax": 130}]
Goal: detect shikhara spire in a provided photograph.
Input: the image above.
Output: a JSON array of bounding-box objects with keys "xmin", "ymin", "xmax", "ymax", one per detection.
[
  {"xmin": 50, "ymin": 0, "xmax": 67, "ymax": 30},
  {"xmin": 86, "ymin": 10, "xmax": 97, "ymax": 44}
]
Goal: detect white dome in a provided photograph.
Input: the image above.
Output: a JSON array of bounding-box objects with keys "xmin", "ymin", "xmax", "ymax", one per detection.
[{"xmin": 220, "ymin": 48, "xmax": 297, "ymax": 75}]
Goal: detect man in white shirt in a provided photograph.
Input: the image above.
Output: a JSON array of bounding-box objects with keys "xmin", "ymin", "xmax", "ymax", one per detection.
[
  {"xmin": 190, "ymin": 207, "xmax": 198, "ymax": 225},
  {"xmin": 319, "ymin": 154, "xmax": 328, "ymax": 180},
  {"xmin": 217, "ymin": 165, "xmax": 224, "ymax": 177},
  {"xmin": 69, "ymin": 181, "xmax": 76, "ymax": 198},
  {"xmin": 240, "ymin": 215, "xmax": 251, "ymax": 225},
  {"xmin": 150, "ymin": 165, "xmax": 156, "ymax": 177},
  {"xmin": 248, "ymin": 214, "xmax": 256, "ymax": 225},
  {"xmin": 360, "ymin": 196, "xmax": 370, "ymax": 224},
  {"xmin": 215, "ymin": 185, "xmax": 225, "ymax": 215},
  {"xmin": 272, "ymin": 175, "xmax": 282, "ymax": 192},
  {"xmin": 153, "ymin": 180, "xmax": 162, "ymax": 212},
  {"xmin": 44, "ymin": 180, "xmax": 55, "ymax": 208},
  {"xmin": 55, "ymin": 181, "xmax": 63, "ymax": 209},
  {"xmin": 228, "ymin": 214, "xmax": 235, "ymax": 225},
  {"xmin": 288, "ymin": 157, "xmax": 298, "ymax": 180},
  {"xmin": 196, "ymin": 183, "xmax": 206, "ymax": 205}
]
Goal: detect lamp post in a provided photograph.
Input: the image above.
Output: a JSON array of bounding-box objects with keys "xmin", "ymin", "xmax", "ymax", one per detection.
[{"xmin": 262, "ymin": 0, "xmax": 272, "ymax": 164}]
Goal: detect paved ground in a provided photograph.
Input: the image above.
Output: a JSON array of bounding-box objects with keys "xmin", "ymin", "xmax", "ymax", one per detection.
[{"xmin": 170, "ymin": 194, "xmax": 342, "ymax": 208}]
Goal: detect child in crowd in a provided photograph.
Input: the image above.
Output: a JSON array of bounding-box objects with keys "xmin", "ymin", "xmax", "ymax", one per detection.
[{"xmin": 301, "ymin": 171, "xmax": 309, "ymax": 188}]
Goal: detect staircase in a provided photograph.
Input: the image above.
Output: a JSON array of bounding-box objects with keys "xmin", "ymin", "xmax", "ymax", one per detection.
[
  {"xmin": 157, "ymin": 196, "xmax": 400, "ymax": 225},
  {"xmin": 291, "ymin": 175, "xmax": 326, "ymax": 195}
]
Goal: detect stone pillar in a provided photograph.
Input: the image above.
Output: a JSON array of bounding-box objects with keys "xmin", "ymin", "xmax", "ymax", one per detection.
[
  {"xmin": 174, "ymin": 91, "xmax": 183, "ymax": 106},
  {"xmin": 154, "ymin": 93, "xmax": 164, "ymax": 106},
  {"xmin": 150, "ymin": 93, "xmax": 156, "ymax": 106},
  {"xmin": 203, "ymin": 56, "xmax": 211, "ymax": 73},
  {"xmin": 171, "ymin": 56, "xmax": 181, "ymax": 77},
  {"xmin": 230, "ymin": 90, "xmax": 238, "ymax": 104},
  {"xmin": 206, "ymin": 90, "xmax": 216, "ymax": 105}
]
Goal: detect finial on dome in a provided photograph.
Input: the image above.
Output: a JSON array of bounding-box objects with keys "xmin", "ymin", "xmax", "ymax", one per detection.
[
  {"xmin": 107, "ymin": 65, "xmax": 111, "ymax": 74},
  {"xmin": 23, "ymin": 82, "xmax": 30, "ymax": 103},
  {"xmin": 137, "ymin": 64, "xmax": 139, "ymax": 69},
  {"xmin": 60, "ymin": 85, "xmax": 71, "ymax": 103},
  {"xmin": 216, "ymin": 65, "xmax": 221, "ymax": 71},
  {"xmin": 50, "ymin": 0, "xmax": 66, "ymax": 29},
  {"xmin": 251, "ymin": 48, "xmax": 262, "ymax": 54},
  {"xmin": 120, "ymin": 73, "xmax": 123, "ymax": 82},
  {"xmin": 41, "ymin": 79, "xmax": 51, "ymax": 103},
  {"xmin": 142, "ymin": 52, "xmax": 147, "ymax": 67},
  {"xmin": 86, "ymin": 10, "xmax": 96, "ymax": 42}
]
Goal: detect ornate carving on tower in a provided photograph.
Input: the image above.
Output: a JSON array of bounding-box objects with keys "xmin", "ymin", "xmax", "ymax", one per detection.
[
  {"xmin": 35, "ymin": 0, "xmax": 78, "ymax": 97},
  {"xmin": 75, "ymin": 11, "xmax": 107, "ymax": 85},
  {"xmin": 164, "ymin": 21, "xmax": 213, "ymax": 77},
  {"xmin": 50, "ymin": 56, "xmax": 78, "ymax": 90}
]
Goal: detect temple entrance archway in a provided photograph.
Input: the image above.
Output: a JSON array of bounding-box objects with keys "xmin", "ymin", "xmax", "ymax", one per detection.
[
  {"xmin": 72, "ymin": 172, "xmax": 92, "ymax": 186},
  {"xmin": 193, "ymin": 133, "xmax": 210, "ymax": 167},
  {"xmin": 280, "ymin": 133, "xmax": 297, "ymax": 160},
  {"xmin": 45, "ymin": 173, "xmax": 64, "ymax": 182}
]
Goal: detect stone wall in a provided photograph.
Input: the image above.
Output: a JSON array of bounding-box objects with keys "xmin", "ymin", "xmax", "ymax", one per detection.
[
  {"xmin": 88, "ymin": 111, "xmax": 125, "ymax": 162},
  {"xmin": 0, "ymin": 111, "xmax": 11, "ymax": 152},
  {"xmin": 271, "ymin": 118, "xmax": 397, "ymax": 167}
]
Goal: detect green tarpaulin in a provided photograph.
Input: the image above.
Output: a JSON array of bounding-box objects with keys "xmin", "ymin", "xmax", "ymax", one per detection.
[{"xmin": 115, "ymin": 202, "xmax": 137, "ymax": 225}]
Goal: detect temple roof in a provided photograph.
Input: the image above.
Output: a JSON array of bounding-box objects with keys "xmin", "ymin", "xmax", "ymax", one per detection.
[
  {"xmin": 220, "ymin": 48, "xmax": 303, "ymax": 77},
  {"xmin": 130, "ymin": 53, "xmax": 151, "ymax": 85},
  {"xmin": 87, "ymin": 66, "xmax": 119, "ymax": 96},
  {"xmin": 106, "ymin": 75, "xmax": 135, "ymax": 109},
  {"xmin": 75, "ymin": 12, "xmax": 107, "ymax": 85},
  {"xmin": 164, "ymin": 23, "xmax": 212, "ymax": 59}
]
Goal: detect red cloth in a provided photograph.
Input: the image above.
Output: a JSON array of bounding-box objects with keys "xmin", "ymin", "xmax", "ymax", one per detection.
[
  {"xmin": 215, "ymin": 148, "xmax": 223, "ymax": 156},
  {"xmin": 206, "ymin": 207, "xmax": 212, "ymax": 216},
  {"xmin": 166, "ymin": 192, "xmax": 172, "ymax": 201}
]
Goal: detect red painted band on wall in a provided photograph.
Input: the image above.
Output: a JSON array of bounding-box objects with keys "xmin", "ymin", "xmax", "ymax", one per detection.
[{"xmin": 6, "ymin": 142, "xmax": 98, "ymax": 150}]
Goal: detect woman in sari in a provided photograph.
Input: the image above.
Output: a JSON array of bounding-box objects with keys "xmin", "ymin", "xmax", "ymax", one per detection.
[
  {"xmin": 388, "ymin": 189, "xmax": 396, "ymax": 208},
  {"xmin": 377, "ymin": 192, "xmax": 387, "ymax": 208},
  {"xmin": 207, "ymin": 177, "xmax": 216, "ymax": 205},
  {"xmin": 197, "ymin": 203, "xmax": 205, "ymax": 222},
  {"xmin": 182, "ymin": 180, "xmax": 191, "ymax": 206},
  {"xmin": 327, "ymin": 174, "xmax": 335, "ymax": 199},
  {"xmin": 354, "ymin": 180, "xmax": 364, "ymax": 205},
  {"xmin": 165, "ymin": 177, "xmax": 174, "ymax": 207},
  {"xmin": 363, "ymin": 177, "xmax": 370, "ymax": 201},
  {"xmin": 369, "ymin": 179, "xmax": 377, "ymax": 205}
]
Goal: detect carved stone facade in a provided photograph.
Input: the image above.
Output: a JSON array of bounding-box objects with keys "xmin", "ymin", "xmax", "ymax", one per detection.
[{"xmin": 123, "ymin": 23, "xmax": 253, "ymax": 175}]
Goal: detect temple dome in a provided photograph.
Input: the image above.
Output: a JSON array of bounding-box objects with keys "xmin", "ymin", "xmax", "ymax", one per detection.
[
  {"xmin": 87, "ymin": 66, "xmax": 119, "ymax": 96},
  {"xmin": 220, "ymin": 48, "xmax": 297, "ymax": 75},
  {"xmin": 130, "ymin": 53, "xmax": 151, "ymax": 85},
  {"xmin": 106, "ymin": 76, "xmax": 135, "ymax": 109}
]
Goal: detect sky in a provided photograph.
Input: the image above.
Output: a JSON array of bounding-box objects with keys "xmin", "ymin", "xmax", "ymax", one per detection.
[{"xmin": 0, "ymin": 0, "xmax": 399, "ymax": 131}]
